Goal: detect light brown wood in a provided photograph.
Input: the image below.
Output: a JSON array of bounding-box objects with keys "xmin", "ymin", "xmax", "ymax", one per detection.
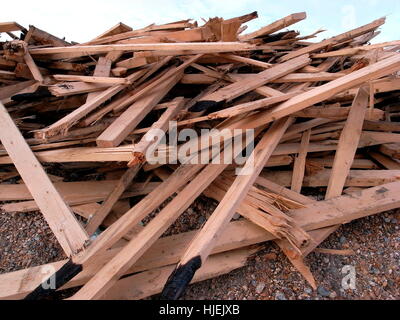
[
  {"xmin": 326, "ymin": 86, "xmax": 369, "ymax": 199},
  {"xmin": 0, "ymin": 102, "xmax": 89, "ymax": 256}
]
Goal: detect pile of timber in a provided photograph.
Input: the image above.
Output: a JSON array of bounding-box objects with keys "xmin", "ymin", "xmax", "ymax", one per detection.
[{"xmin": 1, "ymin": 11, "xmax": 400, "ymax": 300}]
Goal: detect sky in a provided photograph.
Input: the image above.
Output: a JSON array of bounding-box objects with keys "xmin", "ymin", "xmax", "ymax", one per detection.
[{"xmin": 0, "ymin": 0, "xmax": 399, "ymax": 44}]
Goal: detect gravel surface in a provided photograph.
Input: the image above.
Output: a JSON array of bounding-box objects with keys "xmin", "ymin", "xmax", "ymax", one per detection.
[{"xmin": 0, "ymin": 198, "xmax": 399, "ymax": 300}]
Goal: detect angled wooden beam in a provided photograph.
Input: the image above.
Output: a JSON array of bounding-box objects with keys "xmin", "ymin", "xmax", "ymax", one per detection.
[
  {"xmin": 291, "ymin": 129, "xmax": 311, "ymax": 193},
  {"xmin": 326, "ymin": 86, "xmax": 369, "ymax": 199},
  {"xmin": 0, "ymin": 102, "xmax": 89, "ymax": 256}
]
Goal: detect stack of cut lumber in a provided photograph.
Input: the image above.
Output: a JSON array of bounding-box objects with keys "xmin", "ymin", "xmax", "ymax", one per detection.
[{"xmin": 1, "ymin": 11, "xmax": 400, "ymax": 300}]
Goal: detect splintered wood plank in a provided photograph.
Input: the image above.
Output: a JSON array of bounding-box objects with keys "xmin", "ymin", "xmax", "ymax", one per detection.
[
  {"xmin": 279, "ymin": 17, "xmax": 386, "ymax": 62},
  {"xmin": 161, "ymin": 117, "xmax": 294, "ymax": 300},
  {"xmin": 240, "ymin": 12, "xmax": 307, "ymax": 41},
  {"xmin": 96, "ymin": 73, "xmax": 181, "ymax": 148},
  {"xmin": 0, "ymin": 102, "xmax": 88, "ymax": 256},
  {"xmin": 23, "ymin": 51, "xmax": 43, "ymax": 83},
  {"xmin": 326, "ymin": 86, "xmax": 369, "ymax": 199},
  {"xmin": 291, "ymin": 129, "xmax": 311, "ymax": 193}
]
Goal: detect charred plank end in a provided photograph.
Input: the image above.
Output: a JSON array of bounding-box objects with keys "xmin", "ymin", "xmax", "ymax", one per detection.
[
  {"xmin": 160, "ymin": 256, "xmax": 202, "ymax": 300},
  {"xmin": 24, "ymin": 259, "xmax": 82, "ymax": 300}
]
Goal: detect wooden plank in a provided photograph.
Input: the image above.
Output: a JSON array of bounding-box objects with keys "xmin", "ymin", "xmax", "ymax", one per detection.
[
  {"xmin": 96, "ymin": 73, "xmax": 181, "ymax": 148},
  {"xmin": 291, "ymin": 130, "xmax": 311, "ymax": 193},
  {"xmin": 116, "ymin": 56, "xmax": 148, "ymax": 69},
  {"xmin": 279, "ymin": 17, "xmax": 386, "ymax": 62},
  {"xmin": 161, "ymin": 117, "xmax": 294, "ymax": 300},
  {"xmin": 85, "ymin": 165, "xmax": 142, "ymax": 236},
  {"xmin": 0, "ymin": 22, "xmax": 25, "ymax": 33},
  {"xmin": 23, "ymin": 51, "xmax": 43, "ymax": 83},
  {"xmin": 29, "ymin": 42, "xmax": 257, "ymax": 57},
  {"xmin": 240, "ymin": 12, "xmax": 307, "ymax": 41},
  {"xmin": 255, "ymin": 176, "xmax": 314, "ymax": 205},
  {"xmin": 128, "ymin": 97, "xmax": 186, "ymax": 166},
  {"xmin": 369, "ymin": 151, "xmax": 400, "ymax": 170},
  {"xmin": 0, "ymin": 102, "xmax": 88, "ymax": 256},
  {"xmin": 53, "ymin": 75, "xmax": 130, "ymax": 85},
  {"xmin": 48, "ymin": 82, "xmax": 111, "ymax": 97},
  {"xmin": 91, "ymin": 22, "xmax": 133, "ymax": 41},
  {"xmin": 326, "ymin": 87, "xmax": 369, "ymax": 199},
  {"xmin": 101, "ymin": 247, "xmax": 256, "ymax": 300}
]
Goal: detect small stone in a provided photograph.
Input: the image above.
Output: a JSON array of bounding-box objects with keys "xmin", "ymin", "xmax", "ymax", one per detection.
[
  {"xmin": 198, "ymin": 216, "xmax": 206, "ymax": 225},
  {"xmin": 304, "ymin": 288, "xmax": 313, "ymax": 294},
  {"xmin": 391, "ymin": 219, "xmax": 398, "ymax": 224},
  {"xmin": 317, "ymin": 286, "xmax": 331, "ymax": 297},
  {"xmin": 242, "ymin": 285, "xmax": 248, "ymax": 291},
  {"xmin": 233, "ymin": 213, "xmax": 241, "ymax": 220},
  {"xmin": 275, "ymin": 292, "xmax": 287, "ymax": 300},
  {"xmin": 329, "ymin": 292, "xmax": 337, "ymax": 299},
  {"xmin": 340, "ymin": 236, "xmax": 347, "ymax": 244},
  {"xmin": 255, "ymin": 283, "xmax": 265, "ymax": 294},
  {"xmin": 384, "ymin": 217, "xmax": 391, "ymax": 223}
]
